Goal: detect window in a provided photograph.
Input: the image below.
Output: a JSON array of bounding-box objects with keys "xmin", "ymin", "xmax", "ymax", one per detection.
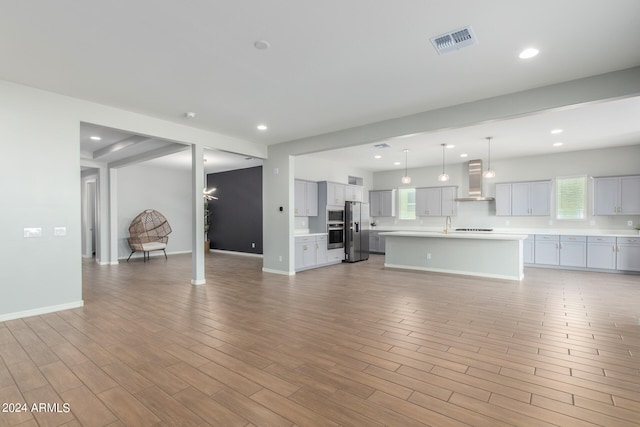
[
  {"xmin": 556, "ymin": 176, "xmax": 586, "ymax": 220},
  {"xmin": 398, "ymin": 188, "xmax": 416, "ymax": 220}
]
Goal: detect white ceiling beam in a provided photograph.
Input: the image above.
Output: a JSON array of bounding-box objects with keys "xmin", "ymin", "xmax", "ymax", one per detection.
[
  {"xmin": 108, "ymin": 144, "xmax": 189, "ymax": 169},
  {"xmin": 93, "ymin": 135, "xmax": 150, "ymax": 159}
]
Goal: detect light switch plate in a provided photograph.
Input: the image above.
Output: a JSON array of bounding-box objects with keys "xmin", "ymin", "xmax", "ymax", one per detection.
[
  {"xmin": 54, "ymin": 227, "xmax": 67, "ymax": 236},
  {"xmin": 24, "ymin": 227, "xmax": 42, "ymax": 238}
]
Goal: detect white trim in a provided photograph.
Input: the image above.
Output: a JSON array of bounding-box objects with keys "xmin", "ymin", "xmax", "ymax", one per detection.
[
  {"xmin": 0, "ymin": 301, "xmax": 84, "ymax": 322},
  {"xmin": 384, "ymin": 263, "xmax": 524, "ymax": 281},
  {"xmin": 191, "ymin": 279, "xmax": 206, "ymax": 285},
  {"xmin": 262, "ymin": 267, "xmax": 295, "ymax": 276}
]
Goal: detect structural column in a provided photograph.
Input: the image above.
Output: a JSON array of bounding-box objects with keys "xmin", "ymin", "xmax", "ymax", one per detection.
[
  {"xmin": 191, "ymin": 144, "xmax": 206, "ymax": 285},
  {"xmin": 108, "ymin": 168, "xmax": 119, "ymax": 265}
]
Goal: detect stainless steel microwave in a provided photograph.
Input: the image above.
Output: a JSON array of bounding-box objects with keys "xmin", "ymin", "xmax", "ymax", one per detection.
[{"xmin": 327, "ymin": 209, "xmax": 344, "ymax": 223}]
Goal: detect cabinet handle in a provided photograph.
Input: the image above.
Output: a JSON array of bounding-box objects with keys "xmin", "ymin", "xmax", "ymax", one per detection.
[{"xmin": 612, "ymin": 246, "xmax": 616, "ymax": 252}]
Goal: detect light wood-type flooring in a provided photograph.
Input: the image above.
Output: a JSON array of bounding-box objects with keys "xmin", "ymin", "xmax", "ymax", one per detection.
[{"xmin": 2, "ymin": 252, "xmax": 640, "ymax": 426}]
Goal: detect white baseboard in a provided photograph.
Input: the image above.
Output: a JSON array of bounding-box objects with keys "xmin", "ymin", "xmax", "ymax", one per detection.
[
  {"xmin": 0, "ymin": 300, "xmax": 84, "ymax": 323},
  {"xmin": 211, "ymin": 249, "xmax": 263, "ymax": 258},
  {"xmin": 262, "ymin": 267, "xmax": 295, "ymax": 276}
]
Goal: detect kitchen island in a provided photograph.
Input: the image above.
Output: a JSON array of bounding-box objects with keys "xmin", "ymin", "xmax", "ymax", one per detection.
[{"xmin": 380, "ymin": 231, "xmax": 528, "ymax": 280}]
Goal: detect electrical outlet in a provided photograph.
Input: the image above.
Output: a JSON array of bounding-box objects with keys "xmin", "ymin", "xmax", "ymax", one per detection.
[
  {"xmin": 427, "ymin": 253, "xmax": 431, "ymax": 260},
  {"xmin": 278, "ymin": 255, "xmax": 283, "ymax": 262},
  {"xmin": 628, "ymin": 220, "xmax": 634, "ymax": 227},
  {"xmin": 251, "ymin": 242, "xmax": 256, "ymax": 248}
]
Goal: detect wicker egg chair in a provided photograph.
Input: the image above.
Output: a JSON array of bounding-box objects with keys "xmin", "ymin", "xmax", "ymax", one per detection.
[{"xmin": 126, "ymin": 209, "xmax": 172, "ymax": 262}]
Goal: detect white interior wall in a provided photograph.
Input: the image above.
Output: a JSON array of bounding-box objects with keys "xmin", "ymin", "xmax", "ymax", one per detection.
[
  {"xmin": 372, "ymin": 144, "xmax": 640, "ymax": 232},
  {"xmin": 117, "ymin": 164, "xmax": 192, "ymax": 259},
  {"xmin": 0, "ymin": 79, "xmax": 265, "ymax": 321}
]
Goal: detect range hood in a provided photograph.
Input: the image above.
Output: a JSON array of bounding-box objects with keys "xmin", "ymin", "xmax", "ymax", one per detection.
[{"xmin": 455, "ymin": 159, "xmax": 495, "ymax": 201}]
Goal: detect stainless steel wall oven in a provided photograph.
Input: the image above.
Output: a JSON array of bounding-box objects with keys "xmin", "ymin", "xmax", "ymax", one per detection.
[{"xmin": 327, "ymin": 222, "xmax": 344, "ymax": 249}]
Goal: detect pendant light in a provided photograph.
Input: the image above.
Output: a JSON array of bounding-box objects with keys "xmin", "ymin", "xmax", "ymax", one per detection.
[
  {"xmin": 401, "ymin": 149, "xmax": 411, "ymax": 184},
  {"xmin": 483, "ymin": 136, "xmax": 496, "ymax": 178},
  {"xmin": 437, "ymin": 144, "xmax": 449, "ymax": 182}
]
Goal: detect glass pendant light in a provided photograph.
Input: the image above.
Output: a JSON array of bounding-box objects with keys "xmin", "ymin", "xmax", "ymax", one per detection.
[
  {"xmin": 483, "ymin": 136, "xmax": 496, "ymax": 178},
  {"xmin": 401, "ymin": 149, "xmax": 411, "ymax": 184},
  {"xmin": 437, "ymin": 144, "xmax": 449, "ymax": 182}
]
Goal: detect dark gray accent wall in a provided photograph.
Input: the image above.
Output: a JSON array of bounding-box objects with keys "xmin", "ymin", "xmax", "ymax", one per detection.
[{"xmin": 207, "ymin": 166, "xmax": 263, "ymax": 254}]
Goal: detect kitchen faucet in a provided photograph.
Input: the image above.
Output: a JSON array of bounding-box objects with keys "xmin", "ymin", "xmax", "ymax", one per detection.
[{"xmin": 444, "ymin": 216, "xmax": 452, "ymax": 234}]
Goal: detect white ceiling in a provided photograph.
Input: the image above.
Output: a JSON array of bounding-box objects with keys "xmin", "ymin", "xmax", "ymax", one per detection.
[{"xmin": 4, "ymin": 1, "xmax": 640, "ymax": 172}]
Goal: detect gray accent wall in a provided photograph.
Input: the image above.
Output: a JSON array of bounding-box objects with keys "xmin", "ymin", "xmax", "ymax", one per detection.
[{"xmin": 207, "ymin": 166, "xmax": 263, "ymax": 254}]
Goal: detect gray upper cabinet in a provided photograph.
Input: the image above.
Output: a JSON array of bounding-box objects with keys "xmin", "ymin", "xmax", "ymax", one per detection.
[
  {"xmin": 593, "ymin": 175, "xmax": 640, "ymax": 215},
  {"xmin": 441, "ymin": 186, "xmax": 458, "ymax": 216},
  {"xmin": 495, "ymin": 183, "xmax": 512, "ymax": 216},
  {"xmin": 416, "ymin": 186, "xmax": 457, "ymax": 217},
  {"xmin": 345, "ymin": 185, "xmax": 364, "ymax": 203},
  {"xmin": 369, "ymin": 190, "xmax": 396, "ymax": 217},
  {"xmin": 294, "ymin": 179, "xmax": 318, "ymax": 217},
  {"xmin": 496, "ymin": 181, "xmax": 550, "ymax": 216}
]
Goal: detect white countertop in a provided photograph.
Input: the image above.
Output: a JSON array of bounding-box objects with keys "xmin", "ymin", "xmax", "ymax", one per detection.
[
  {"xmin": 371, "ymin": 226, "xmax": 639, "ymax": 238},
  {"xmin": 380, "ymin": 230, "xmax": 528, "ymax": 241},
  {"xmin": 294, "ymin": 232, "xmax": 327, "ymax": 237}
]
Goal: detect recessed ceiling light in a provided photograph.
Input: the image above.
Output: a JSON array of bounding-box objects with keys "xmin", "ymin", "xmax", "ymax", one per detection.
[
  {"xmin": 553, "ymin": 142, "xmax": 564, "ymax": 147},
  {"xmin": 374, "ymin": 155, "xmax": 382, "ymax": 159},
  {"xmin": 460, "ymin": 153, "xmax": 468, "ymax": 158},
  {"xmin": 257, "ymin": 124, "xmax": 268, "ymax": 131},
  {"xmin": 185, "ymin": 111, "xmax": 196, "ymax": 118},
  {"xmin": 446, "ymin": 144, "xmax": 455, "ymax": 149},
  {"xmin": 254, "ymin": 40, "xmax": 270, "ymax": 50},
  {"xmin": 519, "ymin": 48, "xmax": 539, "ymax": 59},
  {"xmin": 394, "ymin": 161, "xmax": 401, "ymax": 166},
  {"xmin": 551, "ymin": 129, "xmax": 563, "ymax": 134},
  {"xmin": 90, "ymin": 136, "xmax": 101, "ymax": 141}
]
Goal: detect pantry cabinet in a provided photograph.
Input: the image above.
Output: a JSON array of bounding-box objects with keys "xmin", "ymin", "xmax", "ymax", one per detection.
[{"xmin": 593, "ymin": 175, "xmax": 640, "ymax": 216}]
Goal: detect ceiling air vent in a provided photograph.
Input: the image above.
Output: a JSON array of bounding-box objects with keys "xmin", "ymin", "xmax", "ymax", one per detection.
[
  {"xmin": 374, "ymin": 143, "xmax": 392, "ymax": 149},
  {"xmin": 430, "ymin": 26, "xmax": 477, "ymax": 55}
]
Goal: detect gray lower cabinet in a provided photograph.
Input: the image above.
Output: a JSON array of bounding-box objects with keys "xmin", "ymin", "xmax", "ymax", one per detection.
[
  {"xmin": 369, "ymin": 230, "xmax": 386, "ymax": 254},
  {"xmin": 295, "ymin": 235, "xmax": 328, "ymax": 271},
  {"xmin": 534, "ymin": 235, "xmax": 559, "ymax": 265},
  {"xmin": 587, "ymin": 236, "xmax": 616, "ymax": 270},
  {"xmin": 559, "ymin": 236, "xmax": 587, "ymax": 268},
  {"xmin": 617, "ymin": 236, "xmax": 640, "ymax": 271},
  {"xmin": 534, "ymin": 235, "xmax": 586, "ymax": 267},
  {"xmin": 523, "ymin": 236, "xmax": 534, "ymax": 264}
]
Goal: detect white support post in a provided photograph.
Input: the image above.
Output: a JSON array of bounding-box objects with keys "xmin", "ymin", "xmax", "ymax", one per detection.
[
  {"xmin": 191, "ymin": 144, "xmax": 206, "ymax": 285},
  {"xmin": 109, "ymin": 168, "xmax": 119, "ymax": 265}
]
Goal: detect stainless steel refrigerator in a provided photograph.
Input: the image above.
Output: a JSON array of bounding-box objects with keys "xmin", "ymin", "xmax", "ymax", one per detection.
[{"xmin": 344, "ymin": 201, "xmax": 370, "ymax": 262}]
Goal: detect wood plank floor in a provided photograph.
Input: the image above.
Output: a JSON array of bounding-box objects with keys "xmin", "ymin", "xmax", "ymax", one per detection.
[{"xmin": 2, "ymin": 252, "xmax": 640, "ymax": 426}]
